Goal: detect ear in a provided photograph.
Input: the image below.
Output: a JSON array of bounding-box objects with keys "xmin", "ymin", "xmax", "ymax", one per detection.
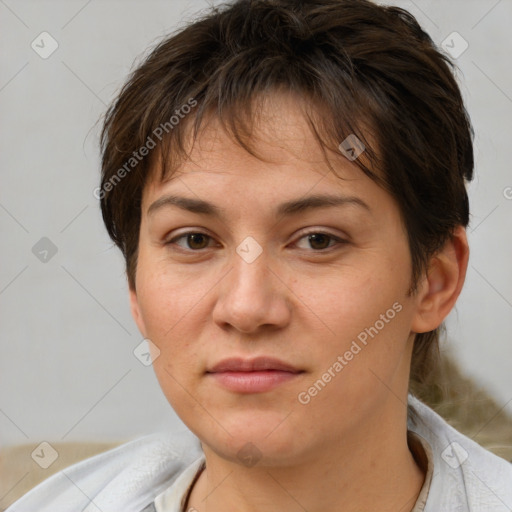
[
  {"xmin": 411, "ymin": 226, "xmax": 469, "ymax": 333},
  {"xmin": 129, "ymin": 286, "xmax": 147, "ymax": 337}
]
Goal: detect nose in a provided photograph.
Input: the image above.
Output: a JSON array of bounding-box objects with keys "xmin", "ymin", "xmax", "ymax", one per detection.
[{"xmin": 212, "ymin": 246, "xmax": 292, "ymax": 334}]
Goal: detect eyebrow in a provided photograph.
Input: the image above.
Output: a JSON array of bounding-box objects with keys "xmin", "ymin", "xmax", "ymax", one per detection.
[{"xmin": 147, "ymin": 193, "xmax": 371, "ymax": 219}]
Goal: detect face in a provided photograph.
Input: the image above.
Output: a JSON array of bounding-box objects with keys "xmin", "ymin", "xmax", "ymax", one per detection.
[{"xmin": 130, "ymin": 93, "xmax": 426, "ymax": 467}]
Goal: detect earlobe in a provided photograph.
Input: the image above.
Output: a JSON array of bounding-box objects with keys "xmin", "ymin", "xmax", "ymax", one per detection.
[
  {"xmin": 129, "ymin": 287, "xmax": 147, "ymax": 337},
  {"xmin": 411, "ymin": 226, "xmax": 469, "ymax": 334}
]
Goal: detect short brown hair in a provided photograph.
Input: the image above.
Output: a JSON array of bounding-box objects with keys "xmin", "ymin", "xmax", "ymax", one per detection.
[{"xmin": 99, "ymin": 0, "xmax": 474, "ymax": 386}]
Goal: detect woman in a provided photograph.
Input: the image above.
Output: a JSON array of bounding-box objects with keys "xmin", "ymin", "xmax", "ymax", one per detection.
[{"xmin": 8, "ymin": 1, "xmax": 512, "ymax": 510}]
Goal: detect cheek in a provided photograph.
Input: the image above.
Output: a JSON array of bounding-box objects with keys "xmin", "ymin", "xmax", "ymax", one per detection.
[
  {"xmin": 294, "ymin": 259, "xmax": 409, "ymax": 344},
  {"xmin": 136, "ymin": 261, "xmax": 202, "ymax": 338},
  {"xmin": 134, "ymin": 252, "xmax": 220, "ymax": 367},
  {"xmin": 293, "ymin": 252, "xmax": 415, "ymax": 395},
  {"xmin": 137, "ymin": 271, "xmax": 205, "ymax": 411},
  {"xmin": 295, "ymin": 301, "xmax": 414, "ymax": 438}
]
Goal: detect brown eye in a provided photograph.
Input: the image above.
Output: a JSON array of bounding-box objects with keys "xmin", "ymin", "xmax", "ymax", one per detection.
[
  {"xmin": 167, "ymin": 232, "xmax": 213, "ymax": 251},
  {"xmin": 186, "ymin": 233, "xmax": 210, "ymax": 250},
  {"xmin": 307, "ymin": 233, "xmax": 332, "ymax": 250},
  {"xmin": 295, "ymin": 231, "xmax": 345, "ymax": 251}
]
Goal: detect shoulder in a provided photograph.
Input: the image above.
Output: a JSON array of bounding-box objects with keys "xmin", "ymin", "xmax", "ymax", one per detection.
[
  {"xmin": 6, "ymin": 429, "xmax": 202, "ymax": 512},
  {"xmin": 408, "ymin": 394, "xmax": 512, "ymax": 512}
]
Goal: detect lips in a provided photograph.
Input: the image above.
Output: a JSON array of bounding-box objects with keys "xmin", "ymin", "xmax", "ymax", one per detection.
[
  {"xmin": 206, "ymin": 357, "xmax": 304, "ymax": 393},
  {"xmin": 207, "ymin": 356, "xmax": 302, "ymax": 374}
]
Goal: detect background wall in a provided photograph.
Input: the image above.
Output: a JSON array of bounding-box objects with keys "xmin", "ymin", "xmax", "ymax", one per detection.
[{"xmin": 1, "ymin": 0, "xmax": 511, "ymax": 451}]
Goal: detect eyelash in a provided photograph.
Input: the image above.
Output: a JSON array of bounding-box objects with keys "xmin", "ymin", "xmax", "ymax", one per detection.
[{"xmin": 165, "ymin": 230, "xmax": 347, "ymax": 253}]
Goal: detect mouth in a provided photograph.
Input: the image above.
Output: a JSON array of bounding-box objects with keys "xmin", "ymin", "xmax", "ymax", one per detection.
[{"xmin": 206, "ymin": 356, "xmax": 305, "ymax": 393}]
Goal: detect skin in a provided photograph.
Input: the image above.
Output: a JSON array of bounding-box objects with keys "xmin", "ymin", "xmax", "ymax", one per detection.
[{"xmin": 130, "ymin": 92, "xmax": 469, "ymax": 512}]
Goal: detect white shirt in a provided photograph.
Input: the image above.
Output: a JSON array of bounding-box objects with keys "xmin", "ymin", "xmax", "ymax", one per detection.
[{"xmin": 6, "ymin": 395, "xmax": 512, "ymax": 512}]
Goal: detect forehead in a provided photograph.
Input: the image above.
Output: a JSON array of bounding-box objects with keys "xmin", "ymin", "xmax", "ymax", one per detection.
[{"xmin": 141, "ymin": 91, "xmax": 387, "ymax": 217}]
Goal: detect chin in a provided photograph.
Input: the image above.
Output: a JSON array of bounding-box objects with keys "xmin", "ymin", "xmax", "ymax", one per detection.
[
  {"xmin": 195, "ymin": 411, "xmax": 312, "ymax": 468},
  {"xmin": 205, "ymin": 436, "xmax": 307, "ymax": 469}
]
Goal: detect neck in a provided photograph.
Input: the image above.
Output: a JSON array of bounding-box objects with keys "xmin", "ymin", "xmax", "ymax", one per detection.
[{"xmin": 187, "ymin": 398, "xmax": 425, "ymax": 512}]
